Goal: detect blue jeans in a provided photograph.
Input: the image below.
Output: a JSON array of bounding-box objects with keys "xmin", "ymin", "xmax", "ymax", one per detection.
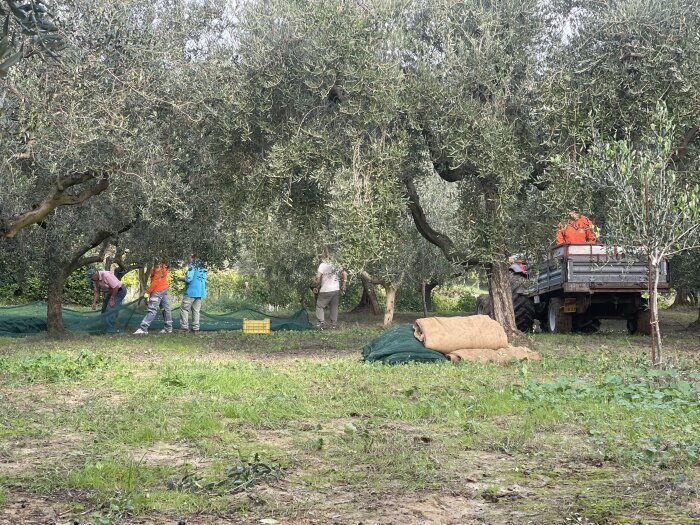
[{"xmin": 101, "ymin": 285, "xmax": 127, "ymax": 332}]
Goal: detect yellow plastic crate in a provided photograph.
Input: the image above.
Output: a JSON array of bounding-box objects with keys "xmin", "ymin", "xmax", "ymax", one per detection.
[{"xmin": 242, "ymin": 318, "xmax": 270, "ymax": 334}]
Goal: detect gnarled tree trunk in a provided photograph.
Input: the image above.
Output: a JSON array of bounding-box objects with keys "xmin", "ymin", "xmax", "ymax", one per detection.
[
  {"xmin": 488, "ymin": 261, "xmax": 518, "ymax": 337},
  {"xmin": 43, "ymin": 226, "xmax": 126, "ymax": 335},
  {"xmin": 360, "ymin": 271, "xmax": 402, "ymax": 326},
  {"xmin": 672, "ymin": 288, "xmax": 689, "ymax": 308},
  {"xmin": 421, "ymin": 280, "xmax": 439, "ymax": 314},
  {"xmin": 353, "ymin": 273, "xmax": 381, "ymax": 315}
]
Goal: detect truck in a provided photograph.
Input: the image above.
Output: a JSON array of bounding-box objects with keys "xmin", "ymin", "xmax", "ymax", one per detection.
[{"xmin": 476, "ymin": 244, "xmax": 671, "ymax": 334}]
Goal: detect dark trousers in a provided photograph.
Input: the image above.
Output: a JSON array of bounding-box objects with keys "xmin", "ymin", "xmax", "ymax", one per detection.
[{"xmin": 101, "ymin": 285, "xmax": 127, "ymax": 331}]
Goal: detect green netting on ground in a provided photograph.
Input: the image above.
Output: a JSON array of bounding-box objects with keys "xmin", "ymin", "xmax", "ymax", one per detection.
[{"xmin": 0, "ymin": 301, "xmax": 313, "ymax": 337}]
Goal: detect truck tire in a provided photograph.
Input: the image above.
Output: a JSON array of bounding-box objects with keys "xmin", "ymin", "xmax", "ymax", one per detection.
[
  {"xmin": 547, "ymin": 297, "xmax": 572, "ymax": 333},
  {"xmin": 475, "ymin": 295, "xmax": 491, "ymax": 316},
  {"xmin": 473, "ymin": 277, "xmax": 535, "ymax": 332},
  {"xmin": 511, "ymin": 277, "xmax": 535, "ymax": 332},
  {"xmin": 627, "ymin": 309, "xmax": 651, "ymax": 335}
]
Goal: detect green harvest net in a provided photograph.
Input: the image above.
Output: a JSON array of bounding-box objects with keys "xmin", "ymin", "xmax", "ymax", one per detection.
[{"xmin": 0, "ymin": 300, "xmax": 313, "ymax": 337}]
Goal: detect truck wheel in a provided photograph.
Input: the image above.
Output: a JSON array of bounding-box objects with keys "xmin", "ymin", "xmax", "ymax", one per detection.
[
  {"xmin": 547, "ymin": 297, "xmax": 572, "ymax": 333},
  {"xmin": 511, "ymin": 277, "xmax": 535, "ymax": 332},
  {"xmin": 627, "ymin": 310, "xmax": 651, "ymax": 335},
  {"xmin": 475, "ymin": 295, "xmax": 491, "ymax": 316}
]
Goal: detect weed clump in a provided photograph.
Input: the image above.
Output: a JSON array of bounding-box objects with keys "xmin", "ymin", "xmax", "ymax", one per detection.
[{"xmin": 1, "ymin": 350, "xmax": 112, "ymax": 383}]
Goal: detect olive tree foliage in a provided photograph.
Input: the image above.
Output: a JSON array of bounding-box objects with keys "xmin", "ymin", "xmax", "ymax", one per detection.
[
  {"xmin": 0, "ymin": 0, "xmax": 61, "ymax": 77},
  {"xmin": 544, "ymin": 0, "xmax": 700, "ymax": 150},
  {"xmin": 540, "ymin": 0, "xmax": 700, "ymax": 215},
  {"xmin": 229, "ymin": 0, "xmax": 413, "ymax": 323},
  {"xmin": 0, "ymin": 0, "xmax": 238, "ymax": 239},
  {"xmin": 227, "ymin": 0, "xmax": 553, "ymax": 334},
  {"xmin": 236, "ymin": 169, "xmax": 461, "ymax": 322},
  {"xmin": 0, "ymin": 0, "xmax": 237, "ymax": 332}
]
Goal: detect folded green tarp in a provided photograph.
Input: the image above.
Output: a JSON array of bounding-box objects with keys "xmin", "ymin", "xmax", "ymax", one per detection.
[{"xmin": 362, "ymin": 324, "xmax": 449, "ymax": 364}]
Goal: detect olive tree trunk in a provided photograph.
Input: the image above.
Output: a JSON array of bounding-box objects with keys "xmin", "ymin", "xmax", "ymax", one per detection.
[
  {"xmin": 488, "ymin": 261, "xmax": 518, "ymax": 337},
  {"xmin": 421, "ymin": 280, "xmax": 438, "ymax": 314},
  {"xmin": 137, "ymin": 266, "xmax": 150, "ymax": 296},
  {"xmin": 649, "ymin": 258, "xmax": 663, "ymax": 365},
  {"xmin": 672, "ymin": 288, "xmax": 689, "ymax": 308},
  {"xmin": 383, "ymin": 285, "xmax": 397, "ymax": 327},
  {"xmin": 43, "ymin": 228, "xmax": 122, "ymax": 335},
  {"xmin": 359, "ymin": 271, "xmax": 402, "ymax": 326},
  {"xmin": 47, "ymin": 269, "xmax": 68, "ymax": 335},
  {"xmin": 353, "ymin": 273, "xmax": 381, "ymax": 315}
]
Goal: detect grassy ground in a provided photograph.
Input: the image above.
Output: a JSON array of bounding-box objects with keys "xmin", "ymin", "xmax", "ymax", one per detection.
[{"xmin": 0, "ymin": 310, "xmax": 698, "ymax": 525}]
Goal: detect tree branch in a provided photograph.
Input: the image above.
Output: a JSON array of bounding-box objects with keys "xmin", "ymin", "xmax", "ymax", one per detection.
[
  {"xmin": 359, "ymin": 270, "xmax": 386, "ymax": 287},
  {"xmin": 66, "ymin": 232, "xmax": 112, "ymax": 275},
  {"xmin": 1, "ymin": 171, "xmax": 109, "ymax": 238},
  {"xmin": 421, "ymin": 127, "xmax": 479, "ymax": 182},
  {"xmin": 671, "ymin": 125, "xmax": 699, "ymax": 166},
  {"xmin": 67, "ymin": 221, "xmax": 135, "ymax": 274},
  {"xmin": 403, "ymin": 178, "xmax": 480, "ymax": 267}
]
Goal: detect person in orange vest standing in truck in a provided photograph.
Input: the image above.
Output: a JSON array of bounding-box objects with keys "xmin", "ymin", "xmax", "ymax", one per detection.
[
  {"xmin": 134, "ymin": 262, "xmax": 173, "ymax": 335},
  {"xmin": 556, "ymin": 207, "xmax": 597, "ymax": 245}
]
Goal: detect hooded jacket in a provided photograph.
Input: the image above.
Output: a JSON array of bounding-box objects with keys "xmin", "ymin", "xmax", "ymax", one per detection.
[{"xmin": 184, "ymin": 262, "xmax": 207, "ymax": 298}]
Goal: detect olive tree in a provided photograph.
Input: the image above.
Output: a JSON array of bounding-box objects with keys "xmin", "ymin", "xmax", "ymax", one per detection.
[
  {"xmin": 583, "ymin": 109, "xmax": 700, "ymax": 363},
  {"xmin": 0, "ymin": 0, "xmax": 237, "ymax": 332},
  {"xmin": 225, "ymin": 0, "xmax": 553, "ymax": 335}
]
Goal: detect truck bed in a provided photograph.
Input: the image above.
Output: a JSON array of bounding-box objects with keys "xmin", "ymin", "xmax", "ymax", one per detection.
[{"xmin": 532, "ymin": 244, "xmax": 670, "ymax": 295}]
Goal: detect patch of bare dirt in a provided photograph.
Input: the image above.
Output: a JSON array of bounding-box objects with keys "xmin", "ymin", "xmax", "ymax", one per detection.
[
  {"xmin": 0, "ymin": 432, "xmax": 87, "ymax": 476},
  {"xmin": 1, "ymin": 384, "xmax": 127, "ymax": 412},
  {"xmin": 129, "ymin": 442, "xmax": 210, "ymax": 469},
  {"xmin": 0, "ymin": 491, "xmax": 79, "ymax": 525}
]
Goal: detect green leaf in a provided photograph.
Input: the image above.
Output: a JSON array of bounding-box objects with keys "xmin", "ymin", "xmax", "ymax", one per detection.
[{"xmin": 0, "ymin": 49, "xmax": 22, "ymax": 76}]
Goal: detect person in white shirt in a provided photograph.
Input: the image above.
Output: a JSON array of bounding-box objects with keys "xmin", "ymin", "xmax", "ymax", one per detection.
[{"xmin": 312, "ymin": 261, "xmax": 347, "ymax": 329}]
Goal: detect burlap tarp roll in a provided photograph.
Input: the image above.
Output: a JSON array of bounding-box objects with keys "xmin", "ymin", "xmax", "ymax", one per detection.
[
  {"xmin": 448, "ymin": 346, "xmax": 541, "ymax": 364},
  {"xmin": 413, "ymin": 315, "xmax": 508, "ymax": 354}
]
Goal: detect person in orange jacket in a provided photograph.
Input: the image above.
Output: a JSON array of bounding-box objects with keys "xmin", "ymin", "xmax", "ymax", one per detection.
[
  {"xmin": 556, "ymin": 208, "xmax": 597, "ymax": 245},
  {"xmin": 134, "ymin": 262, "xmax": 173, "ymax": 334}
]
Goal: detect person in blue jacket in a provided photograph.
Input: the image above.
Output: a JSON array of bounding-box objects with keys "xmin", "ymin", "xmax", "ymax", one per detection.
[{"xmin": 179, "ymin": 254, "xmax": 207, "ymax": 333}]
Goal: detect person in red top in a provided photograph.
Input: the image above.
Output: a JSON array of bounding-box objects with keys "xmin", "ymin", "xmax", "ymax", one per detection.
[
  {"xmin": 556, "ymin": 208, "xmax": 597, "ymax": 245},
  {"xmin": 134, "ymin": 263, "xmax": 173, "ymax": 334}
]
